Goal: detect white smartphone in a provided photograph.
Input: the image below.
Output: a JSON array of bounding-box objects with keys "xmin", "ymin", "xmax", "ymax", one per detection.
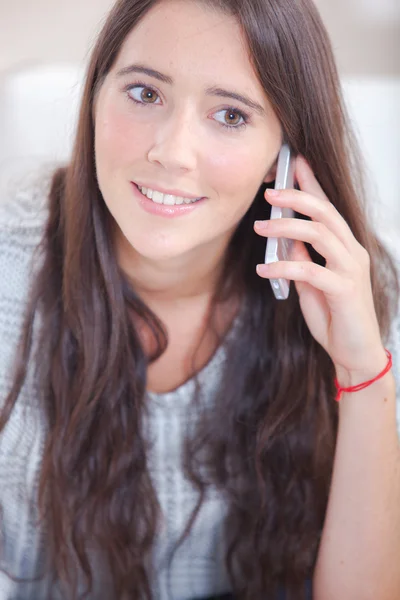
[{"xmin": 264, "ymin": 143, "xmax": 296, "ymax": 300}]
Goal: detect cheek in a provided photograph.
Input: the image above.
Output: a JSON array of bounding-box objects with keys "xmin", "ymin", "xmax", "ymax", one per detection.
[
  {"xmin": 95, "ymin": 102, "xmax": 151, "ymax": 169},
  {"xmin": 206, "ymin": 142, "xmax": 267, "ymax": 203}
]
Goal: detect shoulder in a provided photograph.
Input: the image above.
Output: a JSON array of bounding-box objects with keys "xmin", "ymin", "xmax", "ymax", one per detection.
[
  {"xmin": 385, "ymin": 259, "xmax": 400, "ymax": 436},
  {"xmin": 0, "ymin": 161, "xmax": 55, "ymax": 232},
  {"xmin": 0, "ymin": 164, "xmax": 55, "ymax": 377},
  {"xmin": 387, "ymin": 304, "xmax": 400, "ymax": 391},
  {"xmin": 0, "ymin": 166, "xmax": 57, "ymax": 416},
  {"xmin": 0, "ymin": 163, "xmax": 56, "ymax": 295},
  {"xmin": 386, "ymin": 254, "xmax": 400, "ymax": 369}
]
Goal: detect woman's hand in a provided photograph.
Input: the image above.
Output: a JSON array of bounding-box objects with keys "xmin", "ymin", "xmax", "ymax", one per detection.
[{"xmin": 254, "ymin": 155, "xmax": 388, "ymax": 384}]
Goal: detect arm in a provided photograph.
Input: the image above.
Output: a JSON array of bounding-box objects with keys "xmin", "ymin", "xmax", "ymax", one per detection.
[
  {"xmin": 254, "ymin": 156, "xmax": 400, "ymax": 600},
  {"xmin": 313, "ymin": 356, "xmax": 400, "ymax": 600}
]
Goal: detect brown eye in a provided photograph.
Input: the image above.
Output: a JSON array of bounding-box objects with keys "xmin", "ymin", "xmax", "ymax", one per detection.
[
  {"xmin": 225, "ymin": 111, "xmax": 242, "ymax": 126},
  {"xmin": 214, "ymin": 108, "xmax": 247, "ymax": 130},
  {"xmin": 140, "ymin": 87, "xmax": 158, "ymax": 103},
  {"xmin": 126, "ymin": 85, "xmax": 161, "ymax": 105}
]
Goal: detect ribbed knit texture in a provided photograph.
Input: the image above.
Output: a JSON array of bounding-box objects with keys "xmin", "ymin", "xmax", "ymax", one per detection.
[
  {"xmin": 0, "ymin": 168, "xmax": 399, "ymax": 599},
  {"xmin": 0, "ymin": 168, "xmax": 235, "ymax": 599}
]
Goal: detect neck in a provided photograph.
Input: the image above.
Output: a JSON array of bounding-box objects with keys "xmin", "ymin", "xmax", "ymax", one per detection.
[{"xmin": 115, "ymin": 231, "xmax": 231, "ymax": 307}]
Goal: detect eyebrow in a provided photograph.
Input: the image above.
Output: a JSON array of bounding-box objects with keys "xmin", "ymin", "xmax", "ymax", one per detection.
[{"xmin": 115, "ymin": 63, "xmax": 266, "ymax": 116}]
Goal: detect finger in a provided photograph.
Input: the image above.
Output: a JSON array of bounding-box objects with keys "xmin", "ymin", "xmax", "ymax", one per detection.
[
  {"xmin": 291, "ymin": 241, "xmax": 331, "ymax": 320},
  {"xmin": 256, "ymin": 259, "xmax": 342, "ymax": 297},
  {"xmin": 254, "ymin": 218, "xmax": 355, "ymax": 273},
  {"xmin": 295, "ymin": 155, "xmax": 328, "ymax": 202},
  {"xmin": 291, "ymin": 238, "xmax": 313, "ymax": 262},
  {"xmin": 264, "ymin": 187, "xmax": 365, "ymax": 259},
  {"xmin": 290, "ymin": 240, "xmax": 315, "ymax": 296},
  {"xmin": 295, "ymin": 155, "xmax": 368, "ymax": 261}
]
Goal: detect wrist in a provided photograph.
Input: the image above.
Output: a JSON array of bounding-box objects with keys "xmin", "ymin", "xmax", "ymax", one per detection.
[{"xmin": 334, "ymin": 348, "xmax": 392, "ymax": 389}]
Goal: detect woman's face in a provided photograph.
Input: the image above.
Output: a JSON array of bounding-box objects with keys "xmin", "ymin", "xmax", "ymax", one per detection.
[{"xmin": 94, "ymin": 0, "xmax": 283, "ymax": 263}]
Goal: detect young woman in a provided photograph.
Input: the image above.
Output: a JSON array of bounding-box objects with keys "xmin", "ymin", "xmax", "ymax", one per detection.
[{"xmin": 0, "ymin": 0, "xmax": 399, "ymax": 599}]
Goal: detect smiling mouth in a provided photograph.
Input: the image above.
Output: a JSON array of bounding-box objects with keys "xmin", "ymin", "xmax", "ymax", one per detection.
[{"xmin": 135, "ymin": 183, "xmax": 203, "ymax": 206}]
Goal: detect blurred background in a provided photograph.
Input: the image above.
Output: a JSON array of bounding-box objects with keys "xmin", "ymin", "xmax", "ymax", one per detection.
[{"xmin": 0, "ymin": 0, "xmax": 399, "ymax": 250}]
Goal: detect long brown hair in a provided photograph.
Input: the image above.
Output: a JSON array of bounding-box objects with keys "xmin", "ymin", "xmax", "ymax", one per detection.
[{"xmin": 1, "ymin": 0, "xmax": 398, "ymax": 598}]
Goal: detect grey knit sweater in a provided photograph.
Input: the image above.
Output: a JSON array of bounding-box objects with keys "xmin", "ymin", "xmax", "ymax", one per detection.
[{"xmin": 0, "ymin": 169, "xmax": 399, "ymax": 600}]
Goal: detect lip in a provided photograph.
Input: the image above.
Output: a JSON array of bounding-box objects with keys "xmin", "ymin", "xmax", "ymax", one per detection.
[
  {"xmin": 132, "ymin": 181, "xmax": 205, "ymax": 200},
  {"xmin": 131, "ymin": 182, "xmax": 206, "ymax": 218}
]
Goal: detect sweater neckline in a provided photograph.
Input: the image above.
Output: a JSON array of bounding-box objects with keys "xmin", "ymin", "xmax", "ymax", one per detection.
[{"xmin": 146, "ymin": 303, "xmax": 244, "ymax": 403}]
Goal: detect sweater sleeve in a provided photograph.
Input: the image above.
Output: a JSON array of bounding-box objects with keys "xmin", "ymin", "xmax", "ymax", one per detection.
[
  {"xmin": 386, "ymin": 294, "xmax": 400, "ymax": 439},
  {"xmin": 0, "ymin": 171, "xmax": 53, "ymax": 599},
  {"xmin": 0, "ymin": 166, "xmax": 113, "ymax": 600}
]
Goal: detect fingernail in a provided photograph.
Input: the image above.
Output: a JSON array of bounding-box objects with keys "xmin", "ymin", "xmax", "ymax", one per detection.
[
  {"xmin": 266, "ymin": 189, "xmax": 280, "ymax": 196},
  {"xmin": 256, "ymin": 264, "xmax": 270, "ymax": 275},
  {"xmin": 254, "ymin": 220, "xmax": 269, "ymax": 228}
]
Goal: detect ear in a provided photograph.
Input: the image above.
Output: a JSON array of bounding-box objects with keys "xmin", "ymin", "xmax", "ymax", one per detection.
[{"xmin": 263, "ymin": 161, "xmax": 278, "ymax": 184}]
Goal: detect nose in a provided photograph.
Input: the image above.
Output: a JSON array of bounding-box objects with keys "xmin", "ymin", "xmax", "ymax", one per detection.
[{"xmin": 147, "ymin": 108, "xmax": 198, "ymax": 173}]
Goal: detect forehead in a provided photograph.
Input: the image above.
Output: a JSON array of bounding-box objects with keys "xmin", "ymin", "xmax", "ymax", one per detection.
[{"xmin": 113, "ymin": 0, "xmax": 262, "ymax": 92}]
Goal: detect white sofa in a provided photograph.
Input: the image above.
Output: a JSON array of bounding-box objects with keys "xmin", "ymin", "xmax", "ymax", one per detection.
[{"xmin": 0, "ymin": 63, "xmax": 399, "ymax": 254}]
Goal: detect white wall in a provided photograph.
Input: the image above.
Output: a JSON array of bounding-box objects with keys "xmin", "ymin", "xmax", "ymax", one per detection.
[
  {"xmin": 0, "ymin": 0, "xmax": 399, "ymax": 245},
  {"xmin": 314, "ymin": 0, "xmax": 400, "ymax": 76},
  {"xmin": 0, "ymin": 0, "xmax": 399, "ymax": 76},
  {"xmin": 0, "ymin": 0, "xmax": 114, "ymax": 74}
]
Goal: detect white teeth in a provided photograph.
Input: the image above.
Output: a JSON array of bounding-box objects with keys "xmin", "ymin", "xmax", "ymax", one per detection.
[
  {"xmin": 164, "ymin": 194, "xmax": 185, "ymax": 205},
  {"xmin": 137, "ymin": 185, "xmax": 200, "ymax": 205},
  {"xmin": 152, "ymin": 190, "xmax": 164, "ymax": 204}
]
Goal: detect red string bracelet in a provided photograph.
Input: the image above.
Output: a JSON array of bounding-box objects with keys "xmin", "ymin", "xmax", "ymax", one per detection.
[{"xmin": 334, "ymin": 349, "xmax": 393, "ymax": 402}]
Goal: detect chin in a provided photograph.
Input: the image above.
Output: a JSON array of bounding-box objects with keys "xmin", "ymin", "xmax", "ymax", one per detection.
[{"xmin": 121, "ymin": 230, "xmax": 192, "ymax": 262}]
